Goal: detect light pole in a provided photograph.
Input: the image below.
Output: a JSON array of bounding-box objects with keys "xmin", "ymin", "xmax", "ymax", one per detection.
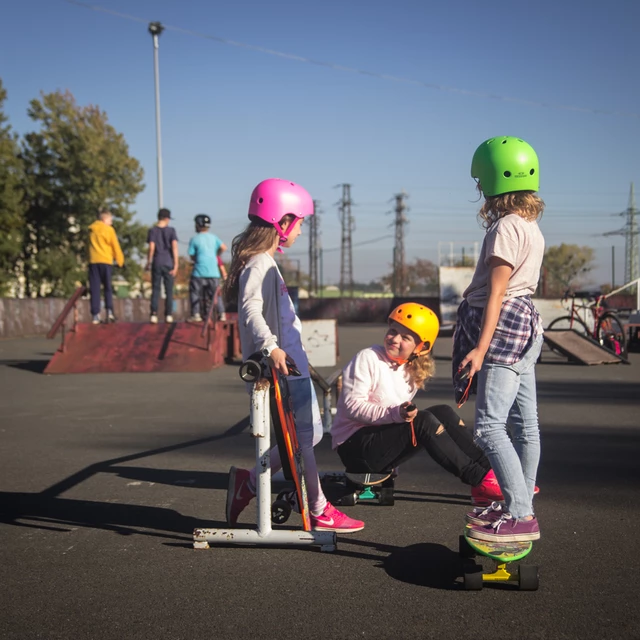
[{"xmin": 148, "ymin": 21, "xmax": 164, "ymax": 210}]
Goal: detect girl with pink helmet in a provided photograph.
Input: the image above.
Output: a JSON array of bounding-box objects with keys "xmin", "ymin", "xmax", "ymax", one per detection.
[{"xmin": 223, "ymin": 178, "xmax": 364, "ymax": 534}]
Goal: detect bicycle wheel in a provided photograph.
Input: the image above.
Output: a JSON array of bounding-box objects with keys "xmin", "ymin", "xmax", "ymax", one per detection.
[
  {"xmin": 547, "ymin": 315, "xmax": 590, "ymax": 336},
  {"xmin": 597, "ymin": 312, "xmax": 628, "ymax": 359},
  {"xmin": 546, "ymin": 316, "xmax": 590, "ymax": 356}
]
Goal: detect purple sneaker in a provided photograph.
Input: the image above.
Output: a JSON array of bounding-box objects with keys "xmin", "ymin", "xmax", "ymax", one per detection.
[
  {"xmin": 467, "ymin": 513, "xmax": 540, "ymax": 543},
  {"xmin": 465, "ymin": 502, "xmax": 505, "ymax": 527}
]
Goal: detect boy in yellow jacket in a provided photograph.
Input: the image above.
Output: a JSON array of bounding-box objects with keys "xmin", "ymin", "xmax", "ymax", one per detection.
[{"xmin": 88, "ymin": 209, "xmax": 125, "ymax": 324}]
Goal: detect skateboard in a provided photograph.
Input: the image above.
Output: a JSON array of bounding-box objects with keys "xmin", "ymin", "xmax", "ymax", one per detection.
[
  {"xmin": 459, "ymin": 527, "xmax": 539, "ymax": 590},
  {"xmin": 321, "ymin": 471, "xmax": 396, "ymax": 507},
  {"xmin": 268, "ymin": 365, "xmax": 312, "ymax": 531}
]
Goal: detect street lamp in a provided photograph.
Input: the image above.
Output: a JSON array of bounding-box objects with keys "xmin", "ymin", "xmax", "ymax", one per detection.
[{"xmin": 148, "ymin": 21, "xmax": 164, "ymax": 210}]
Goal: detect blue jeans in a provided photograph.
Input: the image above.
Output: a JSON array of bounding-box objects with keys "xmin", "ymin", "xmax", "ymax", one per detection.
[
  {"xmin": 189, "ymin": 276, "xmax": 224, "ymax": 317},
  {"xmin": 88, "ymin": 263, "xmax": 113, "ymax": 316},
  {"xmin": 473, "ymin": 334, "xmax": 544, "ymax": 519},
  {"xmin": 150, "ymin": 264, "xmax": 174, "ymax": 317}
]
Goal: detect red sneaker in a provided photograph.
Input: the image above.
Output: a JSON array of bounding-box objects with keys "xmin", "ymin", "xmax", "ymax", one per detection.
[
  {"xmin": 471, "ymin": 470, "xmax": 540, "ymax": 506},
  {"xmin": 226, "ymin": 467, "xmax": 255, "ymax": 525},
  {"xmin": 471, "ymin": 470, "xmax": 504, "ymax": 506}
]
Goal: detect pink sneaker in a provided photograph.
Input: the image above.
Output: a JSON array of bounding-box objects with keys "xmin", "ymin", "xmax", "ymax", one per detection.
[
  {"xmin": 310, "ymin": 503, "xmax": 364, "ymax": 533},
  {"xmin": 471, "ymin": 469, "xmax": 504, "ymax": 506},
  {"xmin": 471, "ymin": 470, "xmax": 540, "ymax": 506},
  {"xmin": 226, "ymin": 467, "xmax": 255, "ymax": 525}
]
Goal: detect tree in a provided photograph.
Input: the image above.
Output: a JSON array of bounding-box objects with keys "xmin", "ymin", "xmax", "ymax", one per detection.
[
  {"xmin": 381, "ymin": 258, "xmax": 439, "ymax": 294},
  {"xmin": 0, "ymin": 79, "xmax": 25, "ymax": 295},
  {"xmin": 20, "ymin": 90, "xmax": 146, "ymax": 297},
  {"xmin": 542, "ymin": 243, "xmax": 595, "ymax": 297}
]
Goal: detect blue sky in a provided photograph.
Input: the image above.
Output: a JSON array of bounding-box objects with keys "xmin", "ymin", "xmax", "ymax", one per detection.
[{"xmin": 2, "ymin": 0, "xmax": 639, "ymax": 287}]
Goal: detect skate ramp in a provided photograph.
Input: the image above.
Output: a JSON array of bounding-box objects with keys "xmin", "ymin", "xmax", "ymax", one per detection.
[
  {"xmin": 44, "ymin": 322, "xmax": 233, "ymax": 374},
  {"xmin": 543, "ymin": 329, "xmax": 625, "ymax": 365}
]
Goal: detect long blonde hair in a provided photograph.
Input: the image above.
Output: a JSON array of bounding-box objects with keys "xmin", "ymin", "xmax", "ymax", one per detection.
[
  {"xmin": 224, "ymin": 215, "xmax": 295, "ymax": 304},
  {"xmin": 477, "ymin": 186, "xmax": 545, "ymax": 230},
  {"xmin": 405, "ymin": 351, "xmax": 436, "ymax": 390}
]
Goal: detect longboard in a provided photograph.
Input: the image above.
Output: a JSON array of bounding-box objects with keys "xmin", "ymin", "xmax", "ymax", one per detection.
[
  {"xmin": 460, "ymin": 527, "xmax": 538, "ymax": 590},
  {"xmin": 320, "ymin": 471, "xmax": 395, "ymax": 507},
  {"xmin": 269, "ymin": 367, "xmax": 311, "ymax": 532},
  {"xmin": 463, "ymin": 529, "xmax": 532, "ymax": 562}
]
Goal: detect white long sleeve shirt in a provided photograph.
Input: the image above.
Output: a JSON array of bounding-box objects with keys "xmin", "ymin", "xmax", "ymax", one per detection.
[
  {"xmin": 238, "ymin": 252, "xmax": 309, "ymax": 378},
  {"xmin": 330, "ymin": 344, "xmax": 416, "ymax": 449}
]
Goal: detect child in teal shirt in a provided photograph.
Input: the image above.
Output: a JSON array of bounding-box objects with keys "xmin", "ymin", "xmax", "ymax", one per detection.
[{"xmin": 188, "ymin": 214, "xmax": 227, "ymax": 322}]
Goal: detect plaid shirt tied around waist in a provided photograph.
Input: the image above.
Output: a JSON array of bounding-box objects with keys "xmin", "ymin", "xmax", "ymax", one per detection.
[{"xmin": 452, "ymin": 296, "xmax": 542, "ymax": 405}]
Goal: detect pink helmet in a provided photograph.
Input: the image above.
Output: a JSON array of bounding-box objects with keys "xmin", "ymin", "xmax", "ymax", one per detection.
[{"xmin": 248, "ymin": 178, "xmax": 314, "ymax": 244}]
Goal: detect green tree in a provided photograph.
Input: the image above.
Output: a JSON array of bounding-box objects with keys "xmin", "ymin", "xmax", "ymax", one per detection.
[
  {"xmin": 542, "ymin": 243, "xmax": 595, "ymax": 296},
  {"xmin": 20, "ymin": 90, "xmax": 146, "ymax": 297},
  {"xmin": 381, "ymin": 258, "xmax": 439, "ymax": 294},
  {"xmin": 0, "ymin": 79, "xmax": 25, "ymax": 295}
]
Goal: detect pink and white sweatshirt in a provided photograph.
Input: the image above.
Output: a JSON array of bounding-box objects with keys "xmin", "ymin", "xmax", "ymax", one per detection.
[{"xmin": 331, "ymin": 344, "xmax": 417, "ymax": 449}]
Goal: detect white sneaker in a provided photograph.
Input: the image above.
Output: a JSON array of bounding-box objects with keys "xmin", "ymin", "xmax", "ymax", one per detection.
[
  {"xmin": 165, "ymin": 315, "xmax": 174, "ymax": 323},
  {"xmin": 92, "ymin": 315, "xmax": 101, "ymax": 325},
  {"xmin": 188, "ymin": 314, "xmax": 203, "ymax": 323},
  {"xmin": 219, "ymin": 312, "xmax": 227, "ymax": 322},
  {"xmin": 150, "ymin": 314, "xmax": 158, "ymax": 324}
]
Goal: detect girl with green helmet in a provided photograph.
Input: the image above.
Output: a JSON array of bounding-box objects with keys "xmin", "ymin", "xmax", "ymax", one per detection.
[{"xmin": 454, "ymin": 136, "xmax": 545, "ymax": 543}]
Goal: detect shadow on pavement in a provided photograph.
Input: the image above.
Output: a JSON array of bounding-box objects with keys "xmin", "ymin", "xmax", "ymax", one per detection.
[
  {"xmin": 0, "ymin": 417, "xmax": 250, "ymax": 538},
  {"xmin": 0, "ymin": 359, "xmax": 49, "ymax": 374}
]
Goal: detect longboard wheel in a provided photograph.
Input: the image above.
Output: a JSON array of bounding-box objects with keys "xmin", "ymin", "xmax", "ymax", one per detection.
[
  {"xmin": 462, "ymin": 563, "xmax": 483, "ymax": 590},
  {"xmin": 271, "ymin": 499, "xmax": 292, "ymax": 524},
  {"xmin": 378, "ymin": 487, "xmax": 395, "ymax": 506},
  {"xmin": 339, "ymin": 492, "xmax": 358, "ymax": 507},
  {"xmin": 459, "ymin": 535, "xmax": 475, "ymax": 559},
  {"xmin": 518, "ymin": 565, "xmax": 539, "ymax": 591}
]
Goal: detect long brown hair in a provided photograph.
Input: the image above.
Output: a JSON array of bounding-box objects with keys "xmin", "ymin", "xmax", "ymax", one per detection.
[
  {"xmin": 223, "ymin": 215, "xmax": 295, "ymax": 304},
  {"xmin": 477, "ymin": 186, "xmax": 545, "ymax": 229}
]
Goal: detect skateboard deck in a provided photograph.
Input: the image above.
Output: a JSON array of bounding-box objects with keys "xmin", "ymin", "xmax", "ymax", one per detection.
[
  {"xmin": 463, "ymin": 528, "xmax": 532, "ymax": 562},
  {"xmin": 269, "ymin": 367, "xmax": 311, "ymax": 532},
  {"xmin": 345, "ymin": 472, "xmax": 392, "ymax": 486}
]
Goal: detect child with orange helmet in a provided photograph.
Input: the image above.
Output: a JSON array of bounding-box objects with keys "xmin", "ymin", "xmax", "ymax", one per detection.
[{"xmin": 331, "ymin": 302, "xmax": 502, "ymax": 504}]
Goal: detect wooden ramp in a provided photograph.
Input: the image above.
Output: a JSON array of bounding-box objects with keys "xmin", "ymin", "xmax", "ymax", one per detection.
[
  {"xmin": 543, "ymin": 329, "xmax": 626, "ymax": 365},
  {"xmin": 45, "ymin": 322, "xmax": 235, "ymax": 374}
]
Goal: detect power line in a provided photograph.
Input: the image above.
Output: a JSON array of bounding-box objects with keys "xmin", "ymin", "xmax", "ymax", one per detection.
[{"xmin": 65, "ymin": 0, "xmax": 640, "ymax": 120}]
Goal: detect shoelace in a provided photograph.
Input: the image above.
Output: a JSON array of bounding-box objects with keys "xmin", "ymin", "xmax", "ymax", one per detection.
[
  {"xmin": 475, "ymin": 502, "xmax": 502, "ymax": 517},
  {"xmin": 491, "ymin": 514, "xmax": 513, "ymax": 531}
]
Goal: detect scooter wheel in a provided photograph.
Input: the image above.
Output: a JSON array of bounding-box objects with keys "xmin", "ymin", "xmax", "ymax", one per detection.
[
  {"xmin": 339, "ymin": 492, "xmax": 358, "ymax": 507},
  {"xmin": 271, "ymin": 499, "xmax": 292, "ymax": 524}
]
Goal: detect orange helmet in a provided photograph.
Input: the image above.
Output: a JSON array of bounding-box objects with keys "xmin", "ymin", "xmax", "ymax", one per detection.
[{"xmin": 388, "ymin": 302, "xmax": 439, "ymax": 352}]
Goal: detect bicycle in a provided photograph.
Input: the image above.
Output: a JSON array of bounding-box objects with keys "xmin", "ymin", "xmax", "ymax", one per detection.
[{"xmin": 547, "ymin": 290, "xmax": 628, "ymax": 358}]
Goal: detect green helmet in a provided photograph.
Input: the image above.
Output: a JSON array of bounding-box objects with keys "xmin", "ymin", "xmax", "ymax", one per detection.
[{"xmin": 471, "ymin": 136, "xmax": 539, "ymax": 197}]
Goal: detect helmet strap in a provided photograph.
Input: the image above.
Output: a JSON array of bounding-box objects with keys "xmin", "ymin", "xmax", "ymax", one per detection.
[{"xmin": 388, "ymin": 341, "xmax": 428, "ymax": 366}]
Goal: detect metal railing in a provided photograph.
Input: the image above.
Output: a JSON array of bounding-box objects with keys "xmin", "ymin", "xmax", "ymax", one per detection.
[{"xmin": 46, "ymin": 286, "xmax": 87, "ymax": 351}]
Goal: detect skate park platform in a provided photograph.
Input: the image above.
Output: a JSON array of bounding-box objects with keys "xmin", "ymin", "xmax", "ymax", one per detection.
[
  {"xmin": 1, "ymin": 327, "xmax": 640, "ymax": 640},
  {"xmin": 44, "ymin": 320, "xmax": 239, "ymax": 374}
]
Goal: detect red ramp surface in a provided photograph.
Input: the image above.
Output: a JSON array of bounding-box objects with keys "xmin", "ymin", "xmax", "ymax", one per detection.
[{"xmin": 45, "ymin": 322, "xmax": 232, "ymax": 374}]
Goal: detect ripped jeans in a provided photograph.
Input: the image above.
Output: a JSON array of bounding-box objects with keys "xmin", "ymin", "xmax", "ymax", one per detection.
[
  {"xmin": 473, "ymin": 334, "xmax": 544, "ymax": 519},
  {"xmin": 336, "ymin": 404, "xmax": 490, "ymax": 486},
  {"xmin": 249, "ymin": 377, "xmax": 327, "ymax": 514}
]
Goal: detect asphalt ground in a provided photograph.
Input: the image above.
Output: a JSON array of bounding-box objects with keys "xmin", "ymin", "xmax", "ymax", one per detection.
[{"xmin": 1, "ymin": 325, "xmax": 639, "ymax": 640}]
